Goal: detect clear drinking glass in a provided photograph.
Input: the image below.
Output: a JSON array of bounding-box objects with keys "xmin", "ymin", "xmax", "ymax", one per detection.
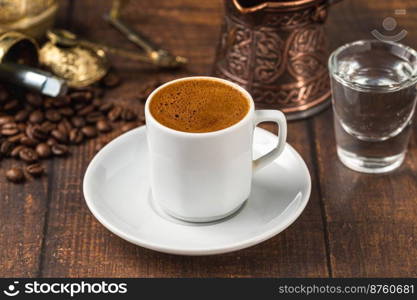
[{"xmin": 328, "ymin": 40, "xmax": 417, "ymax": 173}]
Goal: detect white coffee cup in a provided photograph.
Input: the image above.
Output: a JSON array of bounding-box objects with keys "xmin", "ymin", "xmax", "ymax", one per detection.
[{"xmin": 145, "ymin": 76, "xmax": 287, "ymax": 222}]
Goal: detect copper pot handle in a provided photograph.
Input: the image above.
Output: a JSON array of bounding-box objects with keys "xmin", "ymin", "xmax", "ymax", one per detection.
[{"xmin": 312, "ymin": 0, "xmax": 343, "ymax": 23}]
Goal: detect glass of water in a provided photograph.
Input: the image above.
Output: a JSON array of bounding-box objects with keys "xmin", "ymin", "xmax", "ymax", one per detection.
[{"xmin": 329, "ymin": 40, "xmax": 417, "ymax": 173}]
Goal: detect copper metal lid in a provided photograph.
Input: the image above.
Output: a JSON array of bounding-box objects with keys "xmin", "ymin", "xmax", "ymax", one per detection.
[{"xmin": 233, "ymin": 0, "xmax": 339, "ymax": 13}]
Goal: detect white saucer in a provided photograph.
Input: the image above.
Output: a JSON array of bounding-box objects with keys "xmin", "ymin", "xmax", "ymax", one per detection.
[{"xmin": 83, "ymin": 126, "xmax": 311, "ymax": 255}]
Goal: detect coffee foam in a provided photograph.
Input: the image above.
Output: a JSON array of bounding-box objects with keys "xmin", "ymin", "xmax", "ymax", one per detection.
[{"xmin": 149, "ymin": 79, "xmax": 249, "ymax": 133}]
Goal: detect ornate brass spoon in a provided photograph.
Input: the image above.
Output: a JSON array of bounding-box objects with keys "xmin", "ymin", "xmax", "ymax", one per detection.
[
  {"xmin": 47, "ymin": 29, "xmax": 185, "ymax": 68},
  {"xmin": 40, "ymin": 30, "xmax": 109, "ymax": 88},
  {"xmin": 40, "ymin": 29, "xmax": 186, "ymax": 88}
]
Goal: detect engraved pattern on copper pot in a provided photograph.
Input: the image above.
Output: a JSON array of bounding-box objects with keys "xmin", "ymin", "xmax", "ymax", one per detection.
[{"xmin": 213, "ymin": 0, "xmax": 341, "ymax": 117}]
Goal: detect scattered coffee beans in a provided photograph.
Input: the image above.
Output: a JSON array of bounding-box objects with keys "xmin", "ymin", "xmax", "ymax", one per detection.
[
  {"xmin": 0, "ymin": 72, "xmax": 145, "ymax": 184},
  {"xmin": 70, "ymin": 116, "xmax": 86, "ymax": 128},
  {"xmin": 29, "ymin": 110, "xmax": 44, "ymax": 123},
  {"xmin": 45, "ymin": 109, "xmax": 62, "ymax": 122},
  {"xmin": 11, "ymin": 145, "xmax": 25, "ymax": 158},
  {"xmin": 19, "ymin": 147, "xmax": 38, "ymax": 163}
]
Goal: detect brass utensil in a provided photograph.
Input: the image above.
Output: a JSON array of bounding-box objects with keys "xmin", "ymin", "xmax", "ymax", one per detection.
[
  {"xmin": 40, "ymin": 30, "xmax": 109, "ymax": 88},
  {"xmin": 48, "ymin": 29, "xmax": 184, "ymax": 68},
  {"xmin": 0, "ymin": 31, "xmax": 38, "ymax": 65},
  {"xmin": 104, "ymin": 0, "xmax": 187, "ymax": 68},
  {"xmin": 0, "ymin": 0, "xmax": 58, "ymax": 40},
  {"xmin": 0, "ymin": 31, "xmax": 67, "ymax": 96}
]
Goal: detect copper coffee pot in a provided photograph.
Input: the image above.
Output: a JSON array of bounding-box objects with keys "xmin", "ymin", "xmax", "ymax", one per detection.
[{"xmin": 213, "ymin": 0, "xmax": 341, "ymax": 120}]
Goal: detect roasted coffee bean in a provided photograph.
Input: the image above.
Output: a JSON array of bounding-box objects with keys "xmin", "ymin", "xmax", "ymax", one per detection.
[
  {"xmin": 11, "ymin": 145, "xmax": 25, "ymax": 158},
  {"xmin": 40, "ymin": 121, "xmax": 56, "ymax": 133},
  {"xmin": 2, "ymin": 121, "xmax": 17, "ymax": 129},
  {"xmin": 17, "ymin": 122, "xmax": 26, "ymax": 131},
  {"xmin": 26, "ymin": 163, "xmax": 44, "ymax": 177},
  {"xmin": 19, "ymin": 147, "xmax": 38, "ymax": 163},
  {"xmin": 58, "ymin": 107, "xmax": 74, "ymax": 117},
  {"xmin": 36, "ymin": 143, "xmax": 52, "ymax": 158},
  {"xmin": 51, "ymin": 144, "xmax": 69, "ymax": 156},
  {"xmin": 0, "ymin": 140, "xmax": 14, "ymax": 155},
  {"xmin": 69, "ymin": 128, "xmax": 84, "ymax": 144},
  {"xmin": 81, "ymin": 126, "xmax": 97, "ymax": 138},
  {"xmin": 46, "ymin": 138, "xmax": 57, "ymax": 146},
  {"xmin": 45, "ymin": 109, "xmax": 62, "ymax": 122},
  {"xmin": 20, "ymin": 135, "xmax": 39, "ymax": 147},
  {"xmin": 5, "ymin": 167, "xmax": 25, "ymax": 183},
  {"xmin": 15, "ymin": 109, "xmax": 30, "ymax": 122},
  {"xmin": 77, "ymin": 104, "xmax": 95, "ymax": 116},
  {"xmin": 70, "ymin": 116, "xmax": 86, "ymax": 128},
  {"xmin": 8, "ymin": 133, "xmax": 25, "ymax": 143},
  {"xmin": 86, "ymin": 111, "xmax": 104, "ymax": 123},
  {"xmin": 16, "ymin": 123, "xmax": 26, "ymax": 131},
  {"xmin": 108, "ymin": 106, "xmax": 122, "ymax": 121},
  {"xmin": 121, "ymin": 108, "xmax": 137, "ymax": 121},
  {"xmin": 57, "ymin": 119, "xmax": 72, "ymax": 134},
  {"xmin": 29, "ymin": 110, "xmax": 44, "ymax": 123},
  {"xmin": 96, "ymin": 119, "xmax": 112, "ymax": 133},
  {"xmin": 0, "ymin": 126, "xmax": 19, "ymax": 136},
  {"xmin": 33, "ymin": 127, "xmax": 48, "ymax": 140},
  {"xmin": 121, "ymin": 122, "xmax": 138, "ymax": 133},
  {"xmin": 43, "ymin": 97, "xmax": 55, "ymax": 109},
  {"xmin": 53, "ymin": 96, "xmax": 71, "ymax": 107},
  {"xmin": 70, "ymin": 91, "xmax": 93, "ymax": 102},
  {"xmin": 98, "ymin": 102, "xmax": 113, "ymax": 113},
  {"xmin": 27, "ymin": 125, "xmax": 48, "ymax": 141},
  {"xmin": 74, "ymin": 102, "xmax": 87, "ymax": 111},
  {"xmin": 3, "ymin": 99, "xmax": 19, "ymax": 111},
  {"xmin": 94, "ymin": 141, "xmax": 106, "ymax": 152},
  {"xmin": 51, "ymin": 129, "xmax": 68, "ymax": 143},
  {"xmin": 25, "ymin": 126, "xmax": 33, "ymax": 139},
  {"xmin": 26, "ymin": 92, "xmax": 42, "ymax": 107},
  {"xmin": 101, "ymin": 72, "xmax": 120, "ymax": 88},
  {"xmin": 0, "ymin": 115, "xmax": 13, "ymax": 125}
]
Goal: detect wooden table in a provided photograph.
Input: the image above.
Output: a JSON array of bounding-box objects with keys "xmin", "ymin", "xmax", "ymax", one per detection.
[{"xmin": 1, "ymin": 0, "xmax": 416, "ymax": 278}]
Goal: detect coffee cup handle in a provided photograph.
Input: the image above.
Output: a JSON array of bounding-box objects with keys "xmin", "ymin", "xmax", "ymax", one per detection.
[{"xmin": 253, "ymin": 110, "xmax": 287, "ymax": 172}]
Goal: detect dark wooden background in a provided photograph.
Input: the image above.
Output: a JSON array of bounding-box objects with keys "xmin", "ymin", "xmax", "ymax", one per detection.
[{"xmin": 0, "ymin": 0, "xmax": 416, "ymax": 277}]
